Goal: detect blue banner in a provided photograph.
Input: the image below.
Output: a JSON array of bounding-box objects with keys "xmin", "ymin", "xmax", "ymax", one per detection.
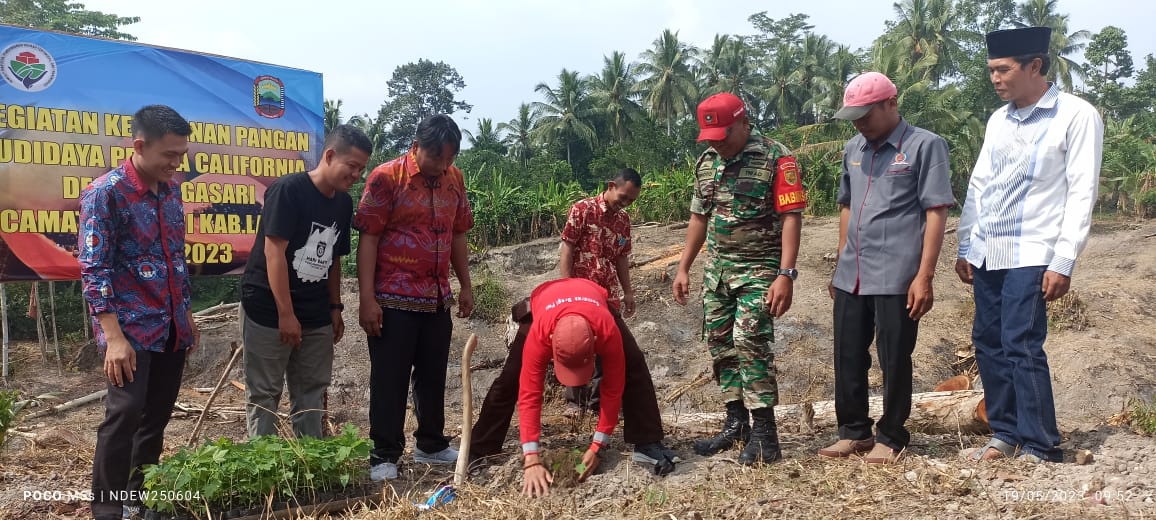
[{"xmin": 0, "ymin": 24, "xmax": 324, "ymax": 281}]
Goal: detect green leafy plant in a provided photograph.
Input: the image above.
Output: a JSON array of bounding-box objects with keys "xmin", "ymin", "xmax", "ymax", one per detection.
[
  {"xmin": 470, "ymin": 268, "xmax": 509, "ymax": 323},
  {"xmin": 0, "ymin": 390, "xmax": 27, "ymax": 447},
  {"xmin": 141, "ymin": 424, "xmax": 371, "ymax": 516},
  {"xmin": 1127, "ymin": 395, "xmax": 1156, "ymax": 436}
]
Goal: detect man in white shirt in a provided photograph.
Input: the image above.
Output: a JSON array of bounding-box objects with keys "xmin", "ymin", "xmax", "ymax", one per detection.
[{"xmin": 955, "ymin": 26, "xmax": 1103, "ymax": 463}]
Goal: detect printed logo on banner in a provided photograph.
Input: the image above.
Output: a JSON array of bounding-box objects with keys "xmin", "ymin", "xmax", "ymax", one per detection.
[
  {"xmin": 253, "ymin": 75, "xmax": 286, "ymax": 118},
  {"xmin": 1, "ymin": 43, "xmax": 57, "ymax": 92}
]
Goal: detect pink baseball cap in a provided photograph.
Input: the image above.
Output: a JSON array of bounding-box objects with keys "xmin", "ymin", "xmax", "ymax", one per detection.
[
  {"xmin": 696, "ymin": 92, "xmax": 747, "ymax": 142},
  {"xmin": 833, "ymin": 72, "xmax": 898, "ymax": 120},
  {"xmin": 552, "ymin": 314, "xmax": 596, "ymax": 386}
]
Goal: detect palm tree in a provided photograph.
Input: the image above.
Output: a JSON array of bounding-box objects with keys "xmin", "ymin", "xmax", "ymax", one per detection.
[
  {"xmin": 347, "ymin": 113, "xmax": 389, "ymax": 167},
  {"xmin": 698, "ymin": 34, "xmax": 731, "ymax": 94},
  {"xmin": 636, "ymin": 29, "xmax": 699, "ymax": 135},
  {"xmin": 791, "ymin": 33, "xmax": 838, "ymax": 123},
  {"xmin": 323, "ymin": 99, "xmax": 343, "ymax": 134},
  {"xmin": 498, "ymin": 103, "xmax": 535, "ymax": 164},
  {"xmin": 588, "ymin": 51, "xmax": 643, "ymax": 143},
  {"xmin": 530, "ymin": 69, "xmax": 598, "ymax": 170},
  {"xmin": 699, "ymin": 35, "xmax": 761, "ymax": 102},
  {"xmin": 762, "ymin": 44, "xmax": 805, "ymax": 127},
  {"xmin": 1015, "ymin": 0, "xmax": 1091, "ymax": 92},
  {"xmin": 463, "ymin": 118, "xmax": 507, "ymax": 155},
  {"xmin": 880, "ymin": 0, "xmax": 963, "ymax": 85},
  {"xmin": 809, "ymin": 45, "xmax": 861, "ymax": 120}
]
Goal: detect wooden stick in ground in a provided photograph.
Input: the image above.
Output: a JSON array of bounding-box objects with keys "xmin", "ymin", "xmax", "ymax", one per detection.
[
  {"xmin": 49, "ymin": 281, "xmax": 62, "ymax": 374},
  {"xmin": 26, "ymin": 389, "xmax": 109, "ymax": 419},
  {"xmin": 454, "ymin": 334, "xmax": 478, "ymax": 487},
  {"xmin": 187, "ymin": 341, "xmax": 242, "ymax": 447}
]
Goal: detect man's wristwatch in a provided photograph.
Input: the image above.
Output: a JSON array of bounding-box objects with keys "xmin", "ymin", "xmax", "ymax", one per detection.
[
  {"xmin": 776, "ymin": 268, "xmax": 799, "ymax": 281},
  {"xmin": 329, "ymin": 303, "xmax": 345, "ymax": 311}
]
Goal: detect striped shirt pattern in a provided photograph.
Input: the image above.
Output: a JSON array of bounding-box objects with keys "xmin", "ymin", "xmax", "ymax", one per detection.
[{"xmin": 958, "ymin": 85, "xmax": 1103, "ymax": 275}]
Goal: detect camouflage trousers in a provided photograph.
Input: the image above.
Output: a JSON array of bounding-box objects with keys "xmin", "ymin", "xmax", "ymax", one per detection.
[{"xmin": 702, "ymin": 265, "xmax": 779, "ymax": 410}]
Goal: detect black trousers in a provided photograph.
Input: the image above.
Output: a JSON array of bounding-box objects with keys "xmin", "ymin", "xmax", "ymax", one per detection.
[
  {"xmin": 91, "ymin": 348, "xmax": 186, "ymax": 520},
  {"xmin": 367, "ymin": 307, "xmax": 452, "ymax": 464},
  {"xmin": 833, "ymin": 289, "xmax": 918, "ymax": 450},
  {"xmin": 470, "ymin": 299, "xmax": 664, "ymax": 457}
]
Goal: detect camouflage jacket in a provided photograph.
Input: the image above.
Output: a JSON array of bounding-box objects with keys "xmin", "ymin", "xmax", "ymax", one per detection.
[{"xmin": 689, "ymin": 129, "xmax": 806, "ymax": 270}]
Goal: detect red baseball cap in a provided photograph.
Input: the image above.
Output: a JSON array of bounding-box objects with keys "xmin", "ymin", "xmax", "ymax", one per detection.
[
  {"xmin": 833, "ymin": 72, "xmax": 898, "ymax": 121},
  {"xmin": 551, "ymin": 314, "xmax": 596, "ymax": 386},
  {"xmin": 696, "ymin": 92, "xmax": 747, "ymax": 142}
]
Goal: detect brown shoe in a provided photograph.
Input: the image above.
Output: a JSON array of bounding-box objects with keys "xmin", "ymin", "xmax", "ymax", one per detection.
[
  {"xmin": 862, "ymin": 443, "xmax": 903, "ymax": 464},
  {"xmin": 818, "ymin": 438, "xmax": 875, "ymax": 458}
]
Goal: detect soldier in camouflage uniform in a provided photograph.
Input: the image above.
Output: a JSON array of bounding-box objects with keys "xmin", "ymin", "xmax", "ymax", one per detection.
[{"xmin": 672, "ymin": 93, "xmax": 806, "ymax": 465}]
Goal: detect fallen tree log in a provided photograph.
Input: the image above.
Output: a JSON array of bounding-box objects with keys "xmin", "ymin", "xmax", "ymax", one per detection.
[
  {"xmin": 25, "ymin": 389, "xmax": 108, "ymax": 419},
  {"xmin": 664, "ymin": 390, "xmax": 989, "ymax": 435}
]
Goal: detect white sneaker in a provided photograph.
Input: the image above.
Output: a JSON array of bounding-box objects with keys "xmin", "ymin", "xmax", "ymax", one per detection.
[
  {"xmin": 370, "ymin": 462, "xmax": 398, "ymax": 481},
  {"xmin": 414, "ymin": 446, "xmax": 459, "ymax": 464}
]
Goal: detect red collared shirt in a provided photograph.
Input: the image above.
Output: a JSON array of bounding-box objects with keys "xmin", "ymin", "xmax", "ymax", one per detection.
[
  {"xmin": 353, "ymin": 151, "xmax": 474, "ymax": 312},
  {"xmin": 78, "ymin": 156, "xmax": 194, "ymax": 352},
  {"xmin": 560, "ymin": 194, "xmax": 632, "ymax": 303}
]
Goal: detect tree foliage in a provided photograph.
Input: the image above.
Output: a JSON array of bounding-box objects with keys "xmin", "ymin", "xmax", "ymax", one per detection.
[
  {"xmin": 337, "ymin": 0, "xmax": 1156, "ymax": 253},
  {"xmin": 375, "ymin": 59, "xmax": 473, "ymax": 154},
  {"xmin": 0, "ymin": 0, "xmax": 139, "ymax": 40}
]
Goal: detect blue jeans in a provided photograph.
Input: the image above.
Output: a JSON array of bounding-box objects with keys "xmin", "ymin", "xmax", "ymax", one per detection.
[{"xmin": 972, "ymin": 264, "xmax": 1062, "ymax": 462}]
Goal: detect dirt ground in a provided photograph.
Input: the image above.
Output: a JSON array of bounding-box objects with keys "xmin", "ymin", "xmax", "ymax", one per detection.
[{"xmin": 2, "ymin": 215, "xmax": 1155, "ymax": 519}]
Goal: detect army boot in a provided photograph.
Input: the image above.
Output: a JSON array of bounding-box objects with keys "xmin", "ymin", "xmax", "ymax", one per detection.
[
  {"xmin": 739, "ymin": 406, "xmax": 783, "ymax": 465},
  {"xmin": 693, "ymin": 400, "xmax": 750, "ymax": 456}
]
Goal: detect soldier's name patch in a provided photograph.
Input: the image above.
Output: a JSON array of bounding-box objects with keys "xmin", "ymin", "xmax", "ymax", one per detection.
[{"xmin": 737, "ymin": 167, "xmax": 772, "ymax": 182}]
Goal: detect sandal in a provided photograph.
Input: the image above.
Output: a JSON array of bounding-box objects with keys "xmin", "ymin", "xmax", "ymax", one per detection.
[{"xmin": 960, "ymin": 438, "xmax": 1016, "ymax": 461}]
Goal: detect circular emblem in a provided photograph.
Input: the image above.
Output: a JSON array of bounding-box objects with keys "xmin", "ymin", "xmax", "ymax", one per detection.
[
  {"xmin": 893, "ymin": 152, "xmax": 908, "ymax": 164},
  {"xmin": 84, "ymin": 231, "xmax": 102, "ymax": 250},
  {"xmin": 2, "ymin": 43, "xmax": 57, "ymax": 92},
  {"xmin": 138, "ymin": 262, "xmax": 157, "ymax": 280}
]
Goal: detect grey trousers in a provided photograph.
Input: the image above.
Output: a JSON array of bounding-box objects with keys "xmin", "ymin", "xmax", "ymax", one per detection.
[{"xmin": 242, "ymin": 314, "xmax": 334, "ymax": 438}]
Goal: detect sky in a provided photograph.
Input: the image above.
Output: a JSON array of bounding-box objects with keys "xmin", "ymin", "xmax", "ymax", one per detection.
[{"xmin": 82, "ymin": 0, "xmax": 1154, "ymax": 133}]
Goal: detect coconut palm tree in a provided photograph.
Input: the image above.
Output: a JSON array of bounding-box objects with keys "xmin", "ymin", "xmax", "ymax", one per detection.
[
  {"xmin": 324, "ymin": 99, "xmax": 343, "ymax": 134},
  {"xmin": 762, "ymin": 44, "xmax": 805, "ymax": 127},
  {"xmin": 588, "ymin": 51, "xmax": 643, "ymax": 143},
  {"xmin": 791, "ymin": 33, "xmax": 838, "ymax": 123},
  {"xmin": 808, "ymin": 45, "xmax": 861, "ymax": 121},
  {"xmin": 699, "ymin": 34, "xmax": 761, "ymax": 103},
  {"xmin": 880, "ymin": 0, "xmax": 963, "ymax": 85},
  {"xmin": 636, "ymin": 29, "xmax": 699, "ymax": 135},
  {"xmin": 498, "ymin": 103, "xmax": 535, "ymax": 165},
  {"xmin": 347, "ymin": 113, "xmax": 390, "ymax": 167},
  {"xmin": 1015, "ymin": 0, "xmax": 1091, "ymax": 92},
  {"xmin": 530, "ymin": 69, "xmax": 598, "ymax": 171},
  {"xmin": 463, "ymin": 118, "xmax": 506, "ymax": 155}
]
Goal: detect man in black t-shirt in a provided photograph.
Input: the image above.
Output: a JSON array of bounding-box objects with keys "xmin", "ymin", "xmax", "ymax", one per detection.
[{"xmin": 241, "ymin": 124, "xmax": 371, "ymax": 438}]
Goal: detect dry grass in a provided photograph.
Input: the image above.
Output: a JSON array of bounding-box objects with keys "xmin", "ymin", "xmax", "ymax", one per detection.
[
  {"xmin": 322, "ymin": 449, "xmax": 1133, "ymax": 520},
  {"xmin": 1048, "ymin": 290, "xmax": 1091, "ymax": 332}
]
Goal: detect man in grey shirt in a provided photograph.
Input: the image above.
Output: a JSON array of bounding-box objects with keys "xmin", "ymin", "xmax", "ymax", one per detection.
[{"xmin": 820, "ymin": 72, "xmax": 955, "ymax": 464}]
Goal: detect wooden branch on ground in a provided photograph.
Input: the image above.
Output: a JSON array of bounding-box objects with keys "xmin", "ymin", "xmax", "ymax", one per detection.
[
  {"xmin": 662, "ymin": 370, "xmax": 711, "ymax": 404},
  {"xmin": 664, "ymin": 390, "xmax": 988, "ymax": 435},
  {"xmin": 193, "ymin": 302, "xmax": 239, "ymax": 317},
  {"xmin": 187, "ymin": 342, "xmax": 242, "ymax": 446},
  {"xmin": 25, "ymin": 389, "xmax": 108, "ymax": 419},
  {"xmin": 630, "ymin": 254, "xmax": 664, "ymax": 268}
]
